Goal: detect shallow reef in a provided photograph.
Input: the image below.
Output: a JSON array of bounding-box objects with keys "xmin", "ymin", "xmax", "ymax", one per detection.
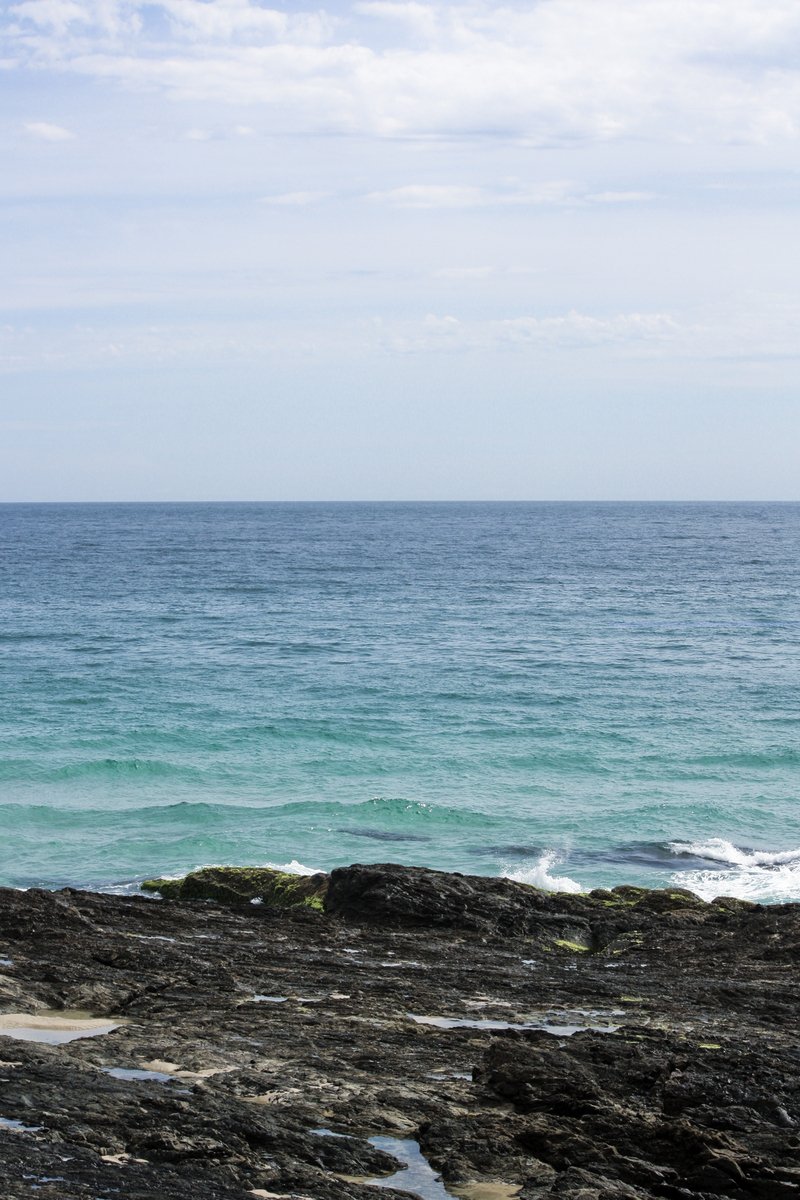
[{"xmin": 0, "ymin": 863, "xmax": 798, "ymax": 1199}]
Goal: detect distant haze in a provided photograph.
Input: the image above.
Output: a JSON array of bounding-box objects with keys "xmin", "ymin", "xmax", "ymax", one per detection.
[{"xmin": 2, "ymin": 0, "xmax": 799, "ymax": 500}]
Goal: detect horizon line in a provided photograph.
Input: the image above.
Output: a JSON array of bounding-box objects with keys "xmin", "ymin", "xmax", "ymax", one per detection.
[{"xmin": 2, "ymin": 499, "xmax": 799, "ymax": 506}]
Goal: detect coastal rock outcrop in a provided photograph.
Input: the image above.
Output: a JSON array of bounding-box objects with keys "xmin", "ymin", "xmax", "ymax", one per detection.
[
  {"xmin": 142, "ymin": 865, "xmax": 329, "ymax": 909},
  {"xmin": 0, "ymin": 863, "xmax": 798, "ymax": 1199}
]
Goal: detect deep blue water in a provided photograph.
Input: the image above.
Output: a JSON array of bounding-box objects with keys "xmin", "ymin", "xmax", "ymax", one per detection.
[{"xmin": 1, "ymin": 502, "xmax": 799, "ymax": 901}]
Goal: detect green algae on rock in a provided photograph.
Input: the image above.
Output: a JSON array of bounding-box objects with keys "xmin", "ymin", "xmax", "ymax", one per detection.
[{"xmin": 141, "ymin": 866, "xmax": 328, "ymax": 910}]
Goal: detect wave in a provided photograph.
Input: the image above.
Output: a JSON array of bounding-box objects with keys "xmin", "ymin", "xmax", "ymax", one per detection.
[
  {"xmin": 682, "ymin": 749, "xmax": 800, "ymax": 769},
  {"xmin": 337, "ymin": 827, "xmax": 432, "ymax": 843},
  {"xmin": 0, "ymin": 757, "xmax": 215, "ymax": 784},
  {"xmin": 0, "ymin": 794, "xmax": 489, "ymax": 819},
  {"xmin": 185, "ymin": 858, "xmax": 322, "ymax": 878},
  {"xmin": 668, "ymin": 838, "xmax": 800, "ymax": 868},
  {"xmin": 666, "ymin": 838, "xmax": 800, "ymax": 903},
  {"xmin": 265, "ymin": 859, "xmax": 322, "ymax": 876},
  {"xmin": 502, "ymin": 852, "xmax": 584, "ymax": 894},
  {"xmin": 0, "ymin": 796, "xmax": 497, "ymax": 846}
]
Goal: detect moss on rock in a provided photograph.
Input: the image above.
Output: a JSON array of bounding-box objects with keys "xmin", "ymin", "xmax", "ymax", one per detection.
[
  {"xmin": 141, "ymin": 866, "xmax": 328, "ymax": 910},
  {"xmin": 552, "ymin": 937, "xmax": 591, "ymax": 953}
]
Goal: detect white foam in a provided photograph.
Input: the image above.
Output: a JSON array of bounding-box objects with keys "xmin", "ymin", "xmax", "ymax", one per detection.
[
  {"xmin": 502, "ymin": 851, "xmax": 583, "ymax": 894},
  {"xmin": 110, "ymin": 860, "xmax": 325, "ymax": 897},
  {"xmin": 259, "ymin": 859, "xmax": 322, "ymax": 877},
  {"xmin": 668, "ymin": 839, "xmax": 800, "ymax": 903},
  {"xmin": 183, "ymin": 859, "xmax": 322, "ymax": 877}
]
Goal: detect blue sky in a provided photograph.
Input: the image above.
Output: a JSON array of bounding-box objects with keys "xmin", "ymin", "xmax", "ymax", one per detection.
[{"xmin": 2, "ymin": 0, "xmax": 799, "ymax": 499}]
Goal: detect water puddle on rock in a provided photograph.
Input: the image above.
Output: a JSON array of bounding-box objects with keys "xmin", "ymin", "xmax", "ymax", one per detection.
[
  {"xmin": 101, "ymin": 1067, "xmax": 173, "ymax": 1083},
  {"xmin": 0, "ymin": 1117, "xmax": 42, "ymax": 1133},
  {"xmin": 0, "ymin": 1012, "xmax": 123, "ymax": 1045},
  {"xmin": 367, "ymin": 1137, "xmax": 454, "ymax": 1199},
  {"xmin": 409, "ymin": 1013, "xmax": 619, "ymax": 1036},
  {"xmin": 315, "ymin": 1129, "xmax": 504, "ymax": 1200}
]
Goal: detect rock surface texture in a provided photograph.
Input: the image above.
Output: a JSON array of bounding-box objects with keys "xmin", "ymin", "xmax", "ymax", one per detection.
[{"xmin": 0, "ymin": 863, "xmax": 798, "ymax": 1200}]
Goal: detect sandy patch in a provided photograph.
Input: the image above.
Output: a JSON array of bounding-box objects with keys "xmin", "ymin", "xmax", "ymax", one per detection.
[
  {"xmin": 452, "ymin": 1184, "xmax": 522, "ymax": 1200},
  {"xmin": 0, "ymin": 1011, "xmax": 123, "ymax": 1044},
  {"xmin": 140, "ymin": 1058, "xmax": 235, "ymax": 1080}
]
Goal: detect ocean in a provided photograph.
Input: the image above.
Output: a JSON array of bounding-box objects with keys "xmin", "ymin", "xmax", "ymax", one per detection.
[{"xmin": 1, "ymin": 502, "xmax": 799, "ymax": 902}]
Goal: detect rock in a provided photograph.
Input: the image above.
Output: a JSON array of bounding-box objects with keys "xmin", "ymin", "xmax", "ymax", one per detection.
[
  {"xmin": 0, "ymin": 864, "xmax": 797, "ymax": 1199},
  {"xmin": 141, "ymin": 867, "xmax": 328, "ymax": 910},
  {"xmin": 324, "ymin": 862, "xmax": 592, "ymax": 938}
]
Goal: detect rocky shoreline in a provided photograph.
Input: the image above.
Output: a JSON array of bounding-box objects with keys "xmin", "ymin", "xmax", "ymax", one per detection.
[{"xmin": 1, "ymin": 864, "xmax": 798, "ymax": 1199}]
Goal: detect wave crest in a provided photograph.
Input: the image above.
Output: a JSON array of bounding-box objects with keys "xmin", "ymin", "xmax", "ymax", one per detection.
[
  {"xmin": 502, "ymin": 851, "xmax": 583, "ymax": 894},
  {"xmin": 667, "ymin": 838, "xmax": 800, "ymax": 903}
]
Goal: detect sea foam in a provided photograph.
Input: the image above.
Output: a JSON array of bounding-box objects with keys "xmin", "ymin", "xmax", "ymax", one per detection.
[
  {"xmin": 260, "ymin": 859, "xmax": 323, "ymax": 877},
  {"xmin": 502, "ymin": 851, "xmax": 584, "ymax": 894},
  {"xmin": 667, "ymin": 838, "xmax": 800, "ymax": 903}
]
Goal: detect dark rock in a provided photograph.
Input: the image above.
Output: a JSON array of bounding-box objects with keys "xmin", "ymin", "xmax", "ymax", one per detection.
[
  {"xmin": 0, "ymin": 864, "xmax": 798, "ymax": 1199},
  {"xmin": 141, "ymin": 865, "xmax": 328, "ymax": 909}
]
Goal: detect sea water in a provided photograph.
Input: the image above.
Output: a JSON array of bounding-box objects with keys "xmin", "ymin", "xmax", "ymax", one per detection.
[{"xmin": 1, "ymin": 502, "xmax": 799, "ymax": 902}]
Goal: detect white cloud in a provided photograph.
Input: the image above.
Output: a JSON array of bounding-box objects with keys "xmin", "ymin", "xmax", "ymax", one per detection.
[
  {"xmin": 4, "ymin": 1, "xmax": 800, "ymax": 142},
  {"xmin": 259, "ymin": 190, "xmax": 329, "ymax": 206},
  {"xmin": 386, "ymin": 309, "xmax": 682, "ymax": 353},
  {"xmin": 4, "ymin": 295, "xmax": 800, "ymax": 373},
  {"xmin": 495, "ymin": 311, "xmax": 680, "ymax": 347},
  {"xmin": 355, "ymin": 1, "xmax": 440, "ymax": 40},
  {"xmin": 158, "ymin": 0, "xmax": 333, "ymax": 45},
  {"xmin": 23, "ymin": 120, "xmax": 75, "ymax": 140},
  {"xmin": 366, "ymin": 184, "xmax": 487, "ymax": 208},
  {"xmin": 586, "ymin": 191, "xmax": 656, "ymax": 204},
  {"xmin": 365, "ymin": 181, "xmax": 653, "ymax": 208},
  {"xmin": 11, "ymin": 0, "xmax": 141, "ymax": 37}
]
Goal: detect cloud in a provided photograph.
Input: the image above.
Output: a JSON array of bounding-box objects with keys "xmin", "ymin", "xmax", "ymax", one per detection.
[
  {"xmin": 259, "ymin": 190, "xmax": 329, "ymax": 206},
  {"xmin": 23, "ymin": 120, "xmax": 75, "ymax": 141},
  {"xmin": 4, "ymin": 1, "xmax": 800, "ymax": 143},
  {"xmin": 366, "ymin": 184, "xmax": 487, "ymax": 208},
  {"xmin": 365, "ymin": 181, "xmax": 653, "ymax": 208},
  {"xmin": 184, "ymin": 123, "xmax": 258, "ymax": 140},
  {"xmin": 11, "ymin": 0, "xmax": 141, "ymax": 37},
  {"xmin": 4, "ymin": 295, "xmax": 800, "ymax": 373},
  {"xmin": 385, "ymin": 310, "xmax": 682, "ymax": 353},
  {"xmin": 586, "ymin": 191, "xmax": 656, "ymax": 204},
  {"xmin": 494, "ymin": 311, "xmax": 680, "ymax": 348}
]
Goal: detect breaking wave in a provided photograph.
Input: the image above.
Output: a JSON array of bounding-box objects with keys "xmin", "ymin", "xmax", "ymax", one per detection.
[
  {"xmin": 502, "ymin": 851, "xmax": 584, "ymax": 894},
  {"xmin": 667, "ymin": 838, "xmax": 800, "ymax": 903}
]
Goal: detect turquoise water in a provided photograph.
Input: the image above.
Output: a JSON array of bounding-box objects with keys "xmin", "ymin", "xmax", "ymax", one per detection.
[{"xmin": 1, "ymin": 502, "xmax": 799, "ymax": 901}]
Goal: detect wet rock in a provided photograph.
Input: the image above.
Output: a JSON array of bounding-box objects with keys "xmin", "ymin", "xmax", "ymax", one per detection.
[
  {"xmin": 0, "ymin": 864, "xmax": 798, "ymax": 1199},
  {"xmin": 141, "ymin": 866, "xmax": 328, "ymax": 910},
  {"xmin": 325, "ymin": 862, "xmax": 593, "ymax": 939}
]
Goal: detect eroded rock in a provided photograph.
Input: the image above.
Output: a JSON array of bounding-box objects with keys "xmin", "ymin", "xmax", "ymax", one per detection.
[{"xmin": 0, "ymin": 864, "xmax": 797, "ymax": 1199}]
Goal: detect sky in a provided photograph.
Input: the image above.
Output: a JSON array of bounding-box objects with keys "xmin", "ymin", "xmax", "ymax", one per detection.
[{"xmin": 1, "ymin": 0, "xmax": 799, "ymax": 500}]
